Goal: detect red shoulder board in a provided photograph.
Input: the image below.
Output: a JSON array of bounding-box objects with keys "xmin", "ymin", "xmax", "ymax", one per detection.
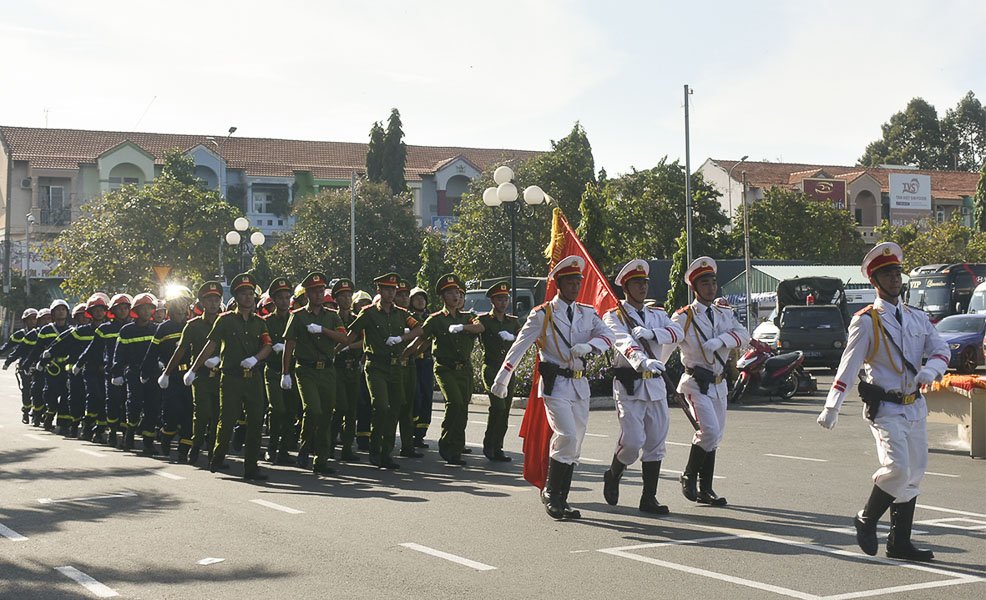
[
  {"xmin": 429, "ymin": 311, "xmax": 442, "ymax": 318},
  {"xmin": 854, "ymin": 304, "xmax": 874, "ymax": 317},
  {"xmin": 507, "ymin": 314, "xmax": 519, "ymax": 320},
  {"xmin": 290, "ymin": 306, "xmax": 305, "ymax": 314},
  {"xmin": 674, "ymin": 306, "xmax": 690, "ymax": 315},
  {"xmin": 648, "ymin": 306, "xmax": 667, "ymax": 312},
  {"xmin": 532, "ymin": 301, "xmax": 549, "ymax": 312},
  {"xmin": 576, "ymin": 302, "xmax": 593, "ymax": 309}
]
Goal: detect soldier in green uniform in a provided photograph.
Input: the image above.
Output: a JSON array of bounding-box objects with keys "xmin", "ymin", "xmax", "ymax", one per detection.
[
  {"xmin": 281, "ymin": 272, "xmax": 350, "ymax": 475},
  {"xmin": 163, "ymin": 282, "xmax": 223, "ymax": 466},
  {"xmin": 345, "ymin": 273, "xmax": 423, "ymax": 469},
  {"xmin": 185, "ymin": 274, "xmax": 273, "ymax": 480},
  {"xmin": 331, "ymin": 277, "xmax": 362, "ymax": 462},
  {"xmin": 394, "ymin": 278, "xmax": 423, "ymax": 458},
  {"xmin": 478, "ymin": 281, "xmax": 520, "ymax": 462},
  {"xmin": 352, "ymin": 290, "xmax": 374, "ymax": 451},
  {"xmin": 408, "ymin": 287, "xmax": 434, "ymax": 448},
  {"xmin": 406, "ymin": 274, "xmax": 484, "ymax": 466},
  {"xmin": 262, "ymin": 277, "xmax": 297, "ymax": 465}
]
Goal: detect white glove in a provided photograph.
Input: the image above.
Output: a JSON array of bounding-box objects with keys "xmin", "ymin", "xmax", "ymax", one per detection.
[
  {"xmin": 498, "ymin": 330, "xmax": 515, "ymax": 342},
  {"xmin": 71, "ymin": 364, "xmax": 82, "ymax": 375},
  {"xmin": 306, "ymin": 323, "xmax": 323, "ymax": 334},
  {"xmin": 491, "ymin": 382, "xmax": 509, "ymax": 398},
  {"xmin": 817, "ymin": 408, "xmax": 838, "ymax": 430},
  {"xmin": 157, "ymin": 374, "xmax": 169, "ymax": 389},
  {"xmin": 448, "ymin": 324, "xmax": 465, "ymax": 334},
  {"xmin": 240, "ymin": 356, "xmax": 258, "ymax": 369},
  {"xmin": 632, "ymin": 326, "xmax": 655, "ymax": 340},
  {"xmin": 183, "ymin": 370, "xmax": 197, "ymax": 386},
  {"xmin": 158, "ymin": 361, "xmax": 165, "ymax": 371},
  {"xmin": 111, "ymin": 376, "xmax": 124, "ymax": 386},
  {"xmin": 702, "ymin": 337, "xmax": 725, "ymax": 353},
  {"xmin": 643, "ymin": 358, "xmax": 665, "ymax": 374},
  {"xmin": 34, "ymin": 362, "xmax": 44, "ymax": 372},
  {"xmin": 386, "ymin": 335, "xmax": 403, "ymax": 346},
  {"xmin": 915, "ymin": 367, "xmax": 936, "ymax": 386},
  {"xmin": 204, "ymin": 356, "xmax": 220, "ymax": 369},
  {"xmin": 41, "ymin": 350, "xmax": 52, "ymax": 360},
  {"xmin": 571, "ymin": 343, "xmax": 593, "ymax": 357},
  {"xmin": 140, "ymin": 376, "xmax": 149, "ymax": 384},
  {"xmin": 272, "ymin": 343, "xmax": 285, "ymax": 353},
  {"xmin": 280, "ymin": 374, "xmax": 293, "ymax": 390}
]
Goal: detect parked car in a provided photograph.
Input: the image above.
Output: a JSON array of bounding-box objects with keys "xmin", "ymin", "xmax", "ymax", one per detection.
[
  {"xmin": 934, "ymin": 313, "xmax": 986, "ymax": 374},
  {"xmin": 752, "ymin": 307, "xmax": 779, "ymax": 349},
  {"xmin": 775, "ymin": 305, "xmax": 847, "ymax": 370}
]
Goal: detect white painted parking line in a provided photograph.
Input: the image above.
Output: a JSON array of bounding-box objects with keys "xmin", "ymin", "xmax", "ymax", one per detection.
[
  {"xmin": 39, "ymin": 492, "xmax": 138, "ymax": 504},
  {"xmin": 764, "ymin": 453, "xmax": 827, "ymax": 463},
  {"xmin": 0, "ymin": 523, "xmax": 28, "ymax": 541},
  {"xmin": 913, "ymin": 517, "xmax": 986, "ymax": 531},
  {"xmin": 663, "ymin": 468, "xmax": 725, "ymax": 479},
  {"xmin": 250, "ymin": 499, "xmax": 304, "ymax": 514},
  {"xmin": 197, "ymin": 557, "xmax": 225, "ymax": 565},
  {"xmin": 824, "ymin": 524, "xmax": 927, "ymax": 537},
  {"xmin": 55, "ymin": 566, "xmax": 119, "ymax": 598},
  {"xmin": 76, "ymin": 449, "xmax": 106, "ymax": 458},
  {"xmin": 400, "ymin": 542, "xmax": 496, "ymax": 571},
  {"xmin": 584, "ymin": 433, "xmax": 608, "ymax": 438},
  {"xmin": 916, "ymin": 504, "xmax": 986, "ymax": 518},
  {"xmin": 147, "ymin": 469, "xmax": 185, "ymax": 480},
  {"xmin": 923, "ymin": 471, "xmax": 959, "ymax": 478},
  {"xmin": 24, "ymin": 433, "xmax": 48, "ymax": 441}
]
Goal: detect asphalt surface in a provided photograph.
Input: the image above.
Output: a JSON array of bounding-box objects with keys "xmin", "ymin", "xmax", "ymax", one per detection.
[{"xmin": 1, "ymin": 368, "xmax": 984, "ymax": 599}]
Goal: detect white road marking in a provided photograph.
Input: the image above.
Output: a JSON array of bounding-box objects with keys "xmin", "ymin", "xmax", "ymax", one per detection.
[
  {"xmin": 469, "ymin": 420, "xmax": 487, "ymax": 426},
  {"xmin": 400, "ymin": 542, "xmax": 496, "ymax": 571},
  {"xmin": 250, "ymin": 499, "xmax": 303, "ymax": 514},
  {"xmin": 916, "ymin": 504, "xmax": 986, "ymax": 518},
  {"xmin": 923, "ymin": 471, "xmax": 959, "ymax": 478},
  {"xmin": 662, "ymin": 468, "xmax": 725, "ymax": 479},
  {"xmin": 55, "ymin": 566, "xmax": 119, "ymax": 598},
  {"xmin": 584, "ymin": 433, "xmax": 608, "ymax": 438},
  {"xmin": 0, "ymin": 523, "xmax": 28, "ymax": 541},
  {"xmin": 666, "ymin": 441, "xmax": 690, "ymax": 446},
  {"xmin": 764, "ymin": 453, "xmax": 827, "ymax": 463},
  {"xmin": 147, "ymin": 469, "xmax": 185, "ymax": 480},
  {"xmin": 76, "ymin": 449, "xmax": 106, "ymax": 458},
  {"xmin": 569, "ymin": 550, "xmax": 590, "ymax": 553},
  {"xmin": 914, "ymin": 517, "xmax": 986, "ymax": 530},
  {"xmin": 580, "ymin": 457, "xmax": 604, "ymax": 463},
  {"xmin": 24, "ymin": 433, "xmax": 48, "ymax": 441},
  {"xmin": 197, "ymin": 557, "xmax": 225, "ymax": 565},
  {"xmin": 465, "ymin": 442, "xmax": 483, "ymax": 447},
  {"xmin": 824, "ymin": 524, "xmax": 927, "ymax": 536},
  {"xmin": 39, "ymin": 492, "xmax": 138, "ymax": 504}
]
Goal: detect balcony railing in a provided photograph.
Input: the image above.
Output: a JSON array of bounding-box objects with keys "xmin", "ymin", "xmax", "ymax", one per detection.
[{"xmin": 39, "ymin": 207, "xmax": 72, "ymax": 227}]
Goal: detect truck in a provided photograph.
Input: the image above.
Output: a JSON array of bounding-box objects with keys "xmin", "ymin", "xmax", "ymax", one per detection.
[
  {"xmin": 463, "ymin": 277, "xmax": 547, "ymax": 322},
  {"xmin": 905, "ymin": 263, "xmax": 986, "ymax": 322},
  {"xmin": 773, "ymin": 276, "xmax": 850, "ymax": 370}
]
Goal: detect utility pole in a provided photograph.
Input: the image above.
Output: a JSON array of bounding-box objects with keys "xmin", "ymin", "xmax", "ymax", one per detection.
[
  {"xmin": 743, "ymin": 171, "xmax": 753, "ymax": 333},
  {"xmin": 684, "ymin": 84, "xmax": 694, "ymax": 263},
  {"xmin": 350, "ymin": 171, "xmax": 357, "ymax": 282}
]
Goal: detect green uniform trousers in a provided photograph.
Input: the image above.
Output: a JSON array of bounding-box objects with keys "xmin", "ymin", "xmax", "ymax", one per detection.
[
  {"xmin": 212, "ymin": 372, "xmax": 265, "ymax": 474},
  {"xmin": 333, "ymin": 364, "xmax": 360, "ymax": 451},
  {"xmin": 436, "ymin": 365, "xmax": 472, "ymax": 460},
  {"xmin": 365, "ymin": 360, "xmax": 404, "ymax": 458},
  {"xmin": 191, "ymin": 375, "xmax": 220, "ymax": 449},
  {"xmin": 483, "ymin": 363, "xmax": 513, "ymax": 453},
  {"xmin": 399, "ymin": 361, "xmax": 417, "ymax": 451},
  {"xmin": 265, "ymin": 368, "xmax": 298, "ymax": 453},
  {"xmin": 295, "ymin": 364, "xmax": 336, "ymax": 466}
]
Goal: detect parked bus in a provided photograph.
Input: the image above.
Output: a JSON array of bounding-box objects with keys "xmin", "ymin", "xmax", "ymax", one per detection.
[{"xmin": 905, "ymin": 263, "xmax": 986, "ymax": 322}]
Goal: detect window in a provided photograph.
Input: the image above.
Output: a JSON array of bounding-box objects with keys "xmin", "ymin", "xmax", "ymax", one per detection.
[
  {"xmin": 253, "ymin": 191, "xmax": 273, "ymax": 214},
  {"xmin": 854, "ymin": 208, "xmax": 863, "ymax": 225},
  {"xmin": 108, "ymin": 176, "xmax": 139, "ymax": 191},
  {"xmin": 40, "ymin": 185, "xmax": 70, "ymax": 225},
  {"xmin": 277, "ymin": 220, "xmax": 284, "ymax": 226},
  {"xmin": 936, "ymin": 206, "xmax": 945, "ymax": 223}
]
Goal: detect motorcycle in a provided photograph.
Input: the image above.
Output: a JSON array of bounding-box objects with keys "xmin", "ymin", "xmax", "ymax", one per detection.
[{"xmin": 728, "ymin": 338, "xmax": 812, "ymax": 403}]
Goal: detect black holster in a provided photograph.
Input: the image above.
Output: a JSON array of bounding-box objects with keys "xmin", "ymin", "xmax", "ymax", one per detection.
[
  {"xmin": 611, "ymin": 367, "xmax": 640, "ymax": 394},
  {"xmin": 857, "ymin": 380, "xmax": 883, "ymax": 421},
  {"xmin": 688, "ymin": 365, "xmax": 715, "ymax": 395},
  {"xmin": 538, "ymin": 362, "xmax": 560, "ymax": 396}
]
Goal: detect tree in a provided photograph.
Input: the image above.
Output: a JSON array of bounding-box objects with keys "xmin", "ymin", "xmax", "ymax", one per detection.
[
  {"xmin": 875, "ymin": 214, "xmax": 986, "ymax": 272},
  {"xmin": 365, "ymin": 121, "xmax": 385, "ymax": 183},
  {"xmin": 417, "ymin": 231, "xmax": 451, "ymax": 311},
  {"xmin": 575, "ymin": 182, "xmax": 610, "ymax": 272},
  {"xmin": 974, "ymin": 159, "xmax": 986, "ymax": 232},
  {"xmin": 44, "ymin": 149, "xmax": 240, "ymax": 297},
  {"xmin": 0, "ymin": 273, "xmax": 53, "ymax": 334},
  {"xmin": 251, "ymin": 245, "xmax": 274, "ymax": 291},
  {"xmin": 664, "ymin": 231, "xmax": 689, "ymax": 313},
  {"xmin": 267, "ymin": 181, "xmax": 423, "ymax": 292},
  {"xmin": 942, "ymin": 91, "xmax": 986, "ymax": 171},
  {"xmin": 859, "ymin": 98, "xmax": 948, "ymax": 169},
  {"xmin": 382, "ymin": 108, "xmax": 408, "ymax": 195}
]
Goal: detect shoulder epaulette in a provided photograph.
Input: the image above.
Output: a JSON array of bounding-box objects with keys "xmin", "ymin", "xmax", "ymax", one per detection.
[
  {"xmin": 532, "ymin": 301, "xmax": 549, "ymax": 313},
  {"xmin": 647, "ymin": 306, "xmax": 668, "ymax": 312},
  {"xmin": 854, "ymin": 304, "xmax": 874, "ymax": 317},
  {"xmin": 674, "ymin": 306, "xmax": 690, "ymax": 315},
  {"xmin": 429, "ymin": 310, "xmax": 442, "ymax": 317},
  {"xmin": 576, "ymin": 302, "xmax": 593, "ymax": 309},
  {"xmin": 507, "ymin": 314, "xmax": 519, "ymax": 320}
]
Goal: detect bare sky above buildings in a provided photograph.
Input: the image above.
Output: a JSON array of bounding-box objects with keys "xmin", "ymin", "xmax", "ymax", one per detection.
[{"xmin": 2, "ymin": 1, "xmax": 983, "ymax": 174}]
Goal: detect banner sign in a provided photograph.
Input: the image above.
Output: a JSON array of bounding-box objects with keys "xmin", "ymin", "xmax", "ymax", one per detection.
[
  {"xmin": 889, "ymin": 173, "xmax": 932, "ymax": 225},
  {"xmin": 802, "ymin": 178, "xmax": 847, "ymax": 209}
]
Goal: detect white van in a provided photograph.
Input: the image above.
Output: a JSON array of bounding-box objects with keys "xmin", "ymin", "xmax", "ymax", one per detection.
[
  {"xmin": 968, "ymin": 281, "xmax": 986, "ymax": 314},
  {"xmin": 845, "ymin": 288, "xmax": 877, "ymax": 316}
]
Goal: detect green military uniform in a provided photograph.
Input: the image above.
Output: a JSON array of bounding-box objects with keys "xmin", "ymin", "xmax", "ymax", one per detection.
[
  {"xmin": 179, "ymin": 282, "xmax": 223, "ymax": 465},
  {"xmin": 408, "ymin": 288, "xmax": 435, "ymax": 446},
  {"xmin": 263, "ymin": 277, "xmax": 297, "ymax": 464},
  {"xmin": 478, "ymin": 281, "xmax": 521, "ymax": 461},
  {"xmin": 331, "ymin": 278, "xmax": 361, "ymax": 461},
  {"xmin": 284, "ymin": 271, "xmax": 346, "ymax": 473},
  {"xmin": 421, "ymin": 274, "xmax": 480, "ymax": 464},
  {"xmin": 396, "ymin": 278, "xmax": 421, "ymax": 458},
  {"xmin": 348, "ymin": 273, "xmax": 419, "ymax": 468},
  {"xmin": 206, "ymin": 274, "xmax": 272, "ymax": 478}
]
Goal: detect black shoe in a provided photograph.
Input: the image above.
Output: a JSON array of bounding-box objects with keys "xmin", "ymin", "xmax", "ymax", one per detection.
[
  {"xmin": 296, "ymin": 449, "xmax": 310, "ymax": 469},
  {"xmin": 243, "ymin": 469, "xmax": 268, "ymax": 481},
  {"xmin": 855, "ymin": 485, "xmax": 895, "ymax": 556},
  {"xmin": 159, "ymin": 436, "xmax": 173, "ymax": 458},
  {"xmin": 399, "ymin": 448, "xmax": 423, "ymax": 458},
  {"xmin": 92, "ymin": 429, "xmax": 106, "ymax": 445},
  {"xmin": 313, "ymin": 463, "xmax": 336, "ymax": 475},
  {"xmin": 80, "ymin": 426, "xmax": 94, "ymax": 442},
  {"xmin": 413, "ymin": 438, "xmax": 429, "ymax": 448},
  {"xmin": 107, "ymin": 429, "xmax": 119, "ymax": 448},
  {"xmin": 176, "ymin": 445, "xmax": 190, "ymax": 464},
  {"xmin": 379, "ymin": 456, "xmax": 401, "ymax": 470},
  {"xmin": 121, "ymin": 429, "xmax": 135, "ymax": 451},
  {"xmin": 141, "ymin": 438, "xmax": 158, "ymax": 456},
  {"xmin": 356, "ymin": 437, "xmax": 370, "ymax": 451},
  {"xmin": 368, "ymin": 453, "xmax": 381, "ymax": 467},
  {"xmin": 275, "ymin": 449, "xmax": 296, "ymax": 466},
  {"xmin": 462, "ymin": 447, "xmax": 472, "ymax": 454},
  {"xmin": 21, "ymin": 409, "xmax": 29, "ymax": 424},
  {"xmin": 886, "ymin": 498, "xmax": 934, "ymax": 561},
  {"xmin": 340, "ymin": 449, "xmax": 360, "ymax": 463},
  {"xmin": 491, "ymin": 451, "xmax": 512, "ymax": 462},
  {"xmin": 680, "ymin": 444, "xmax": 705, "ymax": 502},
  {"xmin": 446, "ymin": 456, "xmax": 467, "ymax": 466},
  {"xmin": 483, "ymin": 440, "xmax": 494, "ymax": 460},
  {"xmin": 603, "ymin": 456, "xmax": 626, "ymax": 506},
  {"xmin": 187, "ymin": 445, "xmax": 201, "ymax": 465}
]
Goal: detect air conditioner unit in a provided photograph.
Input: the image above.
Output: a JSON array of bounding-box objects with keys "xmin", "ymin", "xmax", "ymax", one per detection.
[{"xmin": 20, "ymin": 177, "xmax": 32, "ymax": 189}]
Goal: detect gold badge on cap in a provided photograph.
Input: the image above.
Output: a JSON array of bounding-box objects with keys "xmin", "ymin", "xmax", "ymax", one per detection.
[
  {"xmin": 883, "ymin": 247, "xmax": 892, "ymax": 256},
  {"xmin": 701, "ymin": 261, "xmax": 708, "ymax": 267}
]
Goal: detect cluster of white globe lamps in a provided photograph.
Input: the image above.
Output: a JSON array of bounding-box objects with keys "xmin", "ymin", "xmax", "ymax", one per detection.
[
  {"xmin": 483, "ymin": 166, "xmax": 545, "ymax": 207},
  {"xmin": 225, "ymin": 216, "xmax": 266, "ymax": 247}
]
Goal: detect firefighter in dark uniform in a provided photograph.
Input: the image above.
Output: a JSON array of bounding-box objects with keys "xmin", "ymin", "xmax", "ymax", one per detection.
[
  {"xmin": 185, "ymin": 273, "xmax": 273, "ymax": 480},
  {"xmin": 78, "ymin": 295, "xmax": 131, "ymax": 445},
  {"xmin": 2, "ymin": 307, "xmax": 39, "ymax": 424},
  {"xmin": 331, "ymin": 277, "xmax": 362, "ymax": 462},
  {"xmin": 478, "ymin": 281, "xmax": 520, "ymax": 461},
  {"xmin": 28, "ymin": 300, "xmax": 72, "ymax": 433},
  {"xmin": 45, "ymin": 299, "xmax": 106, "ymax": 438},
  {"xmin": 148, "ymin": 285, "xmax": 194, "ymax": 462},
  {"xmin": 112, "ymin": 292, "xmax": 160, "ymax": 454},
  {"xmin": 262, "ymin": 277, "xmax": 297, "ymax": 465},
  {"xmin": 408, "ymin": 287, "xmax": 434, "ymax": 448},
  {"xmin": 21, "ymin": 308, "xmax": 52, "ymax": 426},
  {"xmin": 72, "ymin": 295, "xmax": 110, "ymax": 441}
]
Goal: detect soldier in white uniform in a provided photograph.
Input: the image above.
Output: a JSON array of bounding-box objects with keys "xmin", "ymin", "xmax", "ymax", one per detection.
[
  {"xmin": 667, "ymin": 257, "xmax": 749, "ymax": 506},
  {"xmin": 817, "ymin": 242, "xmax": 948, "ymax": 562},
  {"xmin": 491, "ymin": 255, "xmax": 614, "ymax": 520}
]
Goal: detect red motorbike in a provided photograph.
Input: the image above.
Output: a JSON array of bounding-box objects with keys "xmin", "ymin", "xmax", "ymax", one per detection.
[{"xmin": 728, "ymin": 338, "xmax": 811, "ymax": 403}]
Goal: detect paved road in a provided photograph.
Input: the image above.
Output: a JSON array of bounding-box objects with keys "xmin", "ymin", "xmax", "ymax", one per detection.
[{"xmin": 1, "ymin": 369, "xmax": 984, "ymax": 599}]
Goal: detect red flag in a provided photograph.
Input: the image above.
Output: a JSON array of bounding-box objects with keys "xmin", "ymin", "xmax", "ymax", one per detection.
[{"xmin": 519, "ymin": 209, "xmax": 620, "ymax": 488}]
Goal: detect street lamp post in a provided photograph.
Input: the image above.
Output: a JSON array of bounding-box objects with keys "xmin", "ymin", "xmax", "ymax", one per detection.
[
  {"xmin": 483, "ymin": 166, "xmax": 545, "ymax": 312},
  {"xmin": 727, "ymin": 155, "xmax": 749, "ymax": 223},
  {"xmin": 742, "ymin": 170, "xmax": 753, "ymax": 333},
  {"xmin": 24, "ymin": 212, "xmax": 35, "ymax": 296},
  {"xmin": 225, "ymin": 217, "xmax": 265, "ymax": 276},
  {"xmin": 211, "ymin": 126, "xmax": 237, "ymax": 283}
]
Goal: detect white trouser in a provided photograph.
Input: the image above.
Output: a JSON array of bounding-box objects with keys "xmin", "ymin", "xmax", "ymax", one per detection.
[
  {"xmin": 614, "ymin": 397, "xmax": 668, "ymax": 465},
  {"xmin": 685, "ymin": 384, "xmax": 727, "ymax": 451},
  {"xmin": 542, "ymin": 394, "xmax": 589, "ymax": 464},
  {"xmin": 870, "ymin": 413, "xmax": 928, "ymax": 502}
]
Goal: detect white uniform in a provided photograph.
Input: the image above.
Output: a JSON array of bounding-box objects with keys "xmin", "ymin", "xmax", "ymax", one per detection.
[
  {"xmin": 494, "ymin": 295, "xmax": 613, "ymax": 464},
  {"xmin": 603, "ymin": 302, "xmax": 683, "ymax": 464},
  {"xmin": 824, "ymin": 298, "xmax": 949, "ymax": 501},
  {"xmin": 666, "ymin": 300, "xmax": 749, "ymax": 452}
]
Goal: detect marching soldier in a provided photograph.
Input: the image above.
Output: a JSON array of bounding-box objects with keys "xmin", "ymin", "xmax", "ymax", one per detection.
[
  {"xmin": 72, "ymin": 295, "xmax": 110, "ymax": 441},
  {"xmin": 78, "ymin": 294, "xmax": 131, "ymax": 445},
  {"xmin": 491, "ymin": 256, "xmax": 614, "ymax": 519},
  {"xmin": 477, "ymin": 281, "xmax": 520, "ymax": 461},
  {"xmin": 147, "ymin": 286, "xmax": 194, "ymax": 461},
  {"xmin": 408, "ymin": 286, "xmax": 434, "ymax": 448},
  {"xmin": 262, "ymin": 277, "xmax": 297, "ymax": 465},
  {"xmin": 352, "ymin": 290, "xmax": 374, "ymax": 451},
  {"xmin": 602, "ymin": 260, "xmax": 683, "ymax": 514},
  {"xmin": 817, "ymin": 242, "xmax": 948, "ymax": 562},
  {"xmin": 345, "ymin": 273, "xmax": 423, "ymax": 469},
  {"xmin": 394, "ymin": 278, "xmax": 423, "ymax": 458},
  {"xmin": 21, "ymin": 308, "xmax": 52, "ymax": 427},
  {"xmin": 668, "ymin": 257, "xmax": 749, "ymax": 507},
  {"xmin": 280, "ymin": 271, "xmax": 350, "ymax": 475},
  {"xmin": 331, "ymin": 277, "xmax": 362, "ymax": 462},
  {"xmin": 184, "ymin": 273, "xmax": 273, "ymax": 480},
  {"xmin": 29, "ymin": 300, "xmax": 72, "ymax": 433},
  {"xmin": 3, "ymin": 308, "xmax": 39, "ymax": 423},
  {"xmin": 112, "ymin": 292, "xmax": 160, "ymax": 454},
  {"xmin": 44, "ymin": 301, "xmax": 97, "ymax": 437}
]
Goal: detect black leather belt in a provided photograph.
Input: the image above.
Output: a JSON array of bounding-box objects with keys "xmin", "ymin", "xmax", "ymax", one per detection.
[
  {"xmin": 436, "ymin": 358, "xmax": 469, "ymax": 370},
  {"xmin": 297, "ymin": 359, "xmax": 329, "ymax": 370}
]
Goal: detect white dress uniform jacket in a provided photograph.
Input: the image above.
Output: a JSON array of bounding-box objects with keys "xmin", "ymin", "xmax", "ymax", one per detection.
[{"xmin": 604, "ymin": 302, "xmax": 683, "ymax": 402}]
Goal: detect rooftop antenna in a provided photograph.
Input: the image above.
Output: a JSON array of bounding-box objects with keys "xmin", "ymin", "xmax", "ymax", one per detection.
[
  {"xmin": 135, "ymin": 96, "xmax": 157, "ymax": 128},
  {"xmin": 43, "ymin": 107, "xmax": 49, "ymax": 128}
]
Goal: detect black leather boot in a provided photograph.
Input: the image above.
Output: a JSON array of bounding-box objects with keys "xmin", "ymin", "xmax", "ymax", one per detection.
[
  {"xmin": 231, "ymin": 423, "xmax": 246, "ymax": 452},
  {"xmin": 276, "ymin": 447, "xmax": 297, "ymax": 466},
  {"xmin": 159, "ymin": 433, "xmax": 173, "ymax": 458},
  {"xmin": 79, "ymin": 418, "xmax": 94, "ymax": 441},
  {"xmin": 187, "ymin": 444, "xmax": 201, "ymax": 466},
  {"xmin": 697, "ymin": 450, "xmax": 726, "ymax": 505},
  {"xmin": 559, "ymin": 462, "xmax": 581, "ymax": 519},
  {"xmin": 22, "ymin": 407, "xmax": 30, "ymax": 424},
  {"xmin": 639, "ymin": 461, "xmax": 669, "ymax": 514},
  {"xmin": 91, "ymin": 425, "xmax": 106, "ymax": 445},
  {"xmin": 141, "ymin": 435, "xmax": 158, "ymax": 456},
  {"xmin": 121, "ymin": 426, "xmax": 135, "ymax": 451},
  {"xmin": 887, "ymin": 498, "xmax": 934, "ymax": 561},
  {"xmin": 680, "ymin": 444, "xmax": 705, "ymax": 502},
  {"xmin": 854, "ymin": 484, "xmax": 895, "ymax": 556},
  {"xmin": 176, "ymin": 443, "xmax": 190, "ymax": 464},
  {"xmin": 544, "ymin": 459, "xmax": 568, "ymax": 519},
  {"xmin": 603, "ymin": 455, "xmax": 627, "ymax": 506}
]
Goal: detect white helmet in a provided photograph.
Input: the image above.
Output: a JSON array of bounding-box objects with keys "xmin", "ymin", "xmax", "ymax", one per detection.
[{"xmin": 49, "ymin": 299, "xmax": 70, "ymax": 312}]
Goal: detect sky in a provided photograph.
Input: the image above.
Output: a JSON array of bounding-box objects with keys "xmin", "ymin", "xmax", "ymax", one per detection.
[{"xmin": 2, "ymin": 0, "xmax": 983, "ymax": 175}]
